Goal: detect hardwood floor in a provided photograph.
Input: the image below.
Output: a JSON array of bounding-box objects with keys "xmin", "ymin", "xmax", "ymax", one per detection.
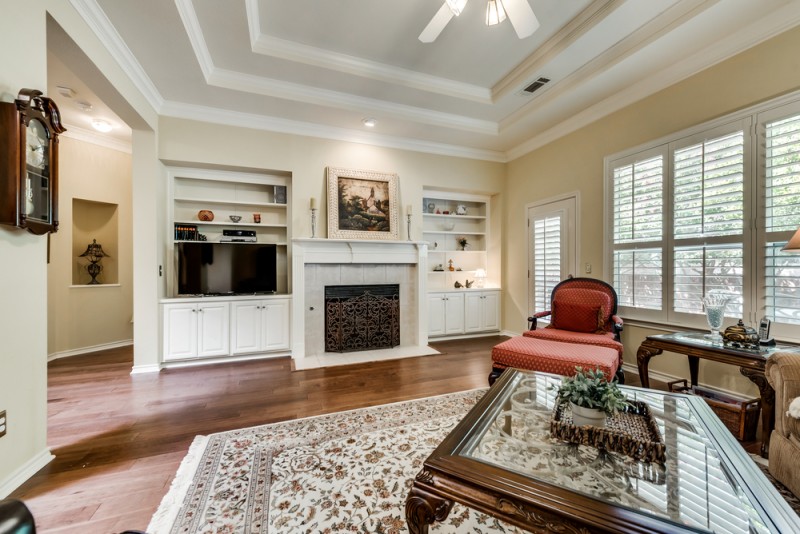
[
  {"xmin": 10, "ymin": 337, "xmax": 507, "ymax": 533},
  {"xmin": 9, "ymin": 337, "xmax": 758, "ymax": 533}
]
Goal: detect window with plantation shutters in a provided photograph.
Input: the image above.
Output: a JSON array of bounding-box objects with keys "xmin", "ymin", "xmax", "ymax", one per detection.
[
  {"xmin": 606, "ymin": 93, "xmax": 800, "ymax": 340},
  {"xmin": 611, "ymin": 154, "xmax": 664, "ymax": 312},
  {"xmin": 673, "ymin": 130, "xmax": 745, "ymax": 316},
  {"xmin": 764, "ymin": 112, "xmax": 800, "ymax": 326}
]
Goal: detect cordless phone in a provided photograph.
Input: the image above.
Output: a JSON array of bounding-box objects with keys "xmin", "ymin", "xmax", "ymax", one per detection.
[{"xmin": 759, "ymin": 316, "xmax": 775, "ymax": 346}]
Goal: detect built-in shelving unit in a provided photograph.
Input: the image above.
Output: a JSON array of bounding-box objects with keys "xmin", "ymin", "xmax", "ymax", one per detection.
[
  {"xmin": 422, "ymin": 189, "xmax": 500, "ymax": 338},
  {"xmin": 162, "ymin": 167, "xmax": 292, "ymax": 367},
  {"xmin": 167, "ymin": 167, "xmax": 291, "ymax": 296},
  {"xmin": 422, "ymin": 190, "xmax": 490, "ymax": 292}
]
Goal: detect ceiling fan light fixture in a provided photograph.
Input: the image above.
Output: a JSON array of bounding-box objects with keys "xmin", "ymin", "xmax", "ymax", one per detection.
[
  {"xmin": 486, "ymin": 0, "xmax": 507, "ymax": 26},
  {"xmin": 446, "ymin": 0, "xmax": 468, "ymax": 16}
]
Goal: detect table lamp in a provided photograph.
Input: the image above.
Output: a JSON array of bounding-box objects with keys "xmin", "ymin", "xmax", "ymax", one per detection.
[{"xmin": 79, "ymin": 239, "xmax": 107, "ymax": 284}]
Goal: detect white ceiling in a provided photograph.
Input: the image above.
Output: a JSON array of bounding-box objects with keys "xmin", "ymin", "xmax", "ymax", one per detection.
[{"xmin": 48, "ymin": 0, "xmax": 800, "ymax": 161}]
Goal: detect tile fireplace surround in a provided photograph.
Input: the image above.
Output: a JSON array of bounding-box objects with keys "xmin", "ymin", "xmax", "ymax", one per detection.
[{"xmin": 291, "ymin": 238, "xmax": 435, "ymax": 369}]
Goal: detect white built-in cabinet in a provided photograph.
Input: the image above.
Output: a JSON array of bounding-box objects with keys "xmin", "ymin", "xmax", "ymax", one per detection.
[
  {"xmin": 162, "ymin": 296, "xmax": 291, "ymax": 363},
  {"xmin": 230, "ymin": 299, "xmax": 290, "ymax": 354},
  {"xmin": 427, "ymin": 289, "xmax": 500, "ymax": 338},
  {"xmin": 163, "ymin": 301, "xmax": 230, "ymax": 361},
  {"xmin": 465, "ymin": 291, "xmax": 500, "ymax": 333},
  {"xmin": 428, "ymin": 292, "xmax": 465, "ymax": 337}
]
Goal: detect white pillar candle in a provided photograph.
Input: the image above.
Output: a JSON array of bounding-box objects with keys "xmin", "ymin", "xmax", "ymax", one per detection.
[{"xmin": 310, "ymin": 197, "xmax": 317, "ymax": 210}]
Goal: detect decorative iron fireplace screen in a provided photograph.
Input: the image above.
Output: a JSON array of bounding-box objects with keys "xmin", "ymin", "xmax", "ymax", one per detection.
[{"xmin": 325, "ymin": 284, "xmax": 400, "ymax": 352}]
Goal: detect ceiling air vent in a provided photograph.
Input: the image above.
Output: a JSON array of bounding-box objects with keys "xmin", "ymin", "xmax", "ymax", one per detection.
[{"xmin": 523, "ymin": 77, "xmax": 551, "ymax": 94}]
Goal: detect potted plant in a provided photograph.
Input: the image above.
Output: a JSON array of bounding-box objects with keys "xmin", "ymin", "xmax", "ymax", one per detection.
[
  {"xmin": 553, "ymin": 367, "xmax": 629, "ymax": 427},
  {"xmin": 457, "ymin": 236, "xmax": 468, "ymax": 250}
]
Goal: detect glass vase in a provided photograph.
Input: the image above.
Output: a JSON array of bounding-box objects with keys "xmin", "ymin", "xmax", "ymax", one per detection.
[{"xmin": 702, "ymin": 291, "xmax": 732, "ymax": 342}]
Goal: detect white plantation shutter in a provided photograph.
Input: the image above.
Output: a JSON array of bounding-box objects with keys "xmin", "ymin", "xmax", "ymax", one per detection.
[
  {"xmin": 673, "ymin": 131, "xmax": 744, "ymax": 316},
  {"xmin": 533, "ymin": 215, "xmax": 561, "ymax": 313},
  {"xmin": 764, "ymin": 113, "xmax": 800, "ymax": 325},
  {"xmin": 613, "ymin": 156, "xmax": 663, "ymax": 243},
  {"xmin": 611, "ymin": 154, "xmax": 664, "ymax": 312}
]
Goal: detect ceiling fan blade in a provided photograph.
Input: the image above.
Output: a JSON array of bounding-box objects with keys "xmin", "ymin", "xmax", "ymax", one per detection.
[
  {"xmin": 419, "ymin": 3, "xmax": 455, "ymax": 43},
  {"xmin": 502, "ymin": 0, "xmax": 540, "ymax": 39}
]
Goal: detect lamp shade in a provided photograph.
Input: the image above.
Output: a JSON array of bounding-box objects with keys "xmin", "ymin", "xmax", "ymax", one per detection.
[
  {"xmin": 782, "ymin": 227, "xmax": 800, "ymax": 252},
  {"xmin": 474, "ymin": 268, "xmax": 487, "ymax": 288},
  {"xmin": 79, "ymin": 239, "xmax": 107, "ymax": 259},
  {"xmin": 486, "ymin": 0, "xmax": 507, "ymax": 26}
]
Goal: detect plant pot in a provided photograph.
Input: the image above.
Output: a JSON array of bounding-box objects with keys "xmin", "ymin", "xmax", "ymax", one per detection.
[{"xmin": 570, "ymin": 402, "xmax": 606, "ymax": 428}]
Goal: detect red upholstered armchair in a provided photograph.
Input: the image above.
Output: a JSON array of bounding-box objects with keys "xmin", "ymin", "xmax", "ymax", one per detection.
[{"xmin": 489, "ymin": 277, "xmax": 625, "ymax": 384}]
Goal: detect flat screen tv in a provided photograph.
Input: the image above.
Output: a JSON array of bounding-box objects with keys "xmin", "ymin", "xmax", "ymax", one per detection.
[{"xmin": 177, "ymin": 242, "xmax": 277, "ymax": 295}]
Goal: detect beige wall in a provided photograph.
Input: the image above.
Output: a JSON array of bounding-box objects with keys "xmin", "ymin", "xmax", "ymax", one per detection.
[
  {"xmin": 47, "ymin": 136, "xmax": 133, "ymax": 357},
  {"xmin": 0, "ymin": 0, "xmax": 51, "ymax": 497},
  {"xmin": 505, "ymin": 26, "xmax": 800, "ymax": 396}
]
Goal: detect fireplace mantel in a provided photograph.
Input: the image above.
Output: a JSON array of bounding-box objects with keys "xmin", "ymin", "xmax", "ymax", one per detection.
[{"xmin": 291, "ymin": 238, "xmax": 429, "ymax": 364}]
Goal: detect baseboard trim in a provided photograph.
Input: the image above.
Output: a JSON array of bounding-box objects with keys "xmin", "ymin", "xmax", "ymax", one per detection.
[
  {"xmin": 620, "ymin": 362, "xmax": 753, "ymax": 401},
  {"xmin": 130, "ymin": 364, "xmax": 162, "ymax": 375},
  {"xmin": 429, "ymin": 331, "xmax": 506, "ymax": 342},
  {"xmin": 0, "ymin": 448, "xmax": 54, "ymax": 499},
  {"xmin": 48, "ymin": 340, "xmax": 133, "ymax": 362}
]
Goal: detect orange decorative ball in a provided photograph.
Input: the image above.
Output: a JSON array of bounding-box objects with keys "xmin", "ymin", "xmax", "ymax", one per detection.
[{"xmin": 198, "ymin": 210, "xmax": 214, "ymax": 221}]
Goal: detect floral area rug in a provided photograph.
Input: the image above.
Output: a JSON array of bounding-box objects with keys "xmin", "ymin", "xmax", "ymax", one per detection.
[{"xmin": 148, "ymin": 389, "xmax": 527, "ymax": 533}]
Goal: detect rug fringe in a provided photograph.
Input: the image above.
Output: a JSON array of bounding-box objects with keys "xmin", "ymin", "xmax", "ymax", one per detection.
[{"xmin": 147, "ymin": 434, "xmax": 210, "ymax": 534}]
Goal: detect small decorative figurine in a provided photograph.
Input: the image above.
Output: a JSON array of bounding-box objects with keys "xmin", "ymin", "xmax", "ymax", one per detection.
[
  {"xmin": 448, "ymin": 259, "xmax": 454, "ymax": 271},
  {"xmin": 465, "ymin": 279, "xmax": 474, "ymax": 288},
  {"xmin": 454, "ymin": 281, "xmax": 463, "ymax": 288}
]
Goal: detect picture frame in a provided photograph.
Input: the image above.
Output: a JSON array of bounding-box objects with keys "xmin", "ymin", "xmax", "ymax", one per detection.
[
  {"xmin": 273, "ymin": 185, "xmax": 287, "ymax": 204},
  {"xmin": 327, "ymin": 167, "xmax": 399, "ymax": 240}
]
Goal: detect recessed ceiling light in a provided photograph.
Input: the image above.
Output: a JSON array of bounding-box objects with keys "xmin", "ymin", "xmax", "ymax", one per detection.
[
  {"xmin": 77, "ymin": 100, "xmax": 93, "ymax": 112},
  {"xmin": 362, "ymin": 118, "xmax": 377, "ymax": 128},
  {"xmin": 91, "ymin": 119, "xmax": 113, "ymax": 133}
]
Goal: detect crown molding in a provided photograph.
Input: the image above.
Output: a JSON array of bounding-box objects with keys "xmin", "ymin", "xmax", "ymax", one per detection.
[
  {"xmin": 176, "ymin": 0, "xmax": 496, "ymax": 134},
  {"xmin": 492, "ymin": 0, "xmax": 623, "ymax": 100},
  {"xmin": 69, "ymin": 0, "xmax": 164, "ymax": 111},
  {"xmin": 244, "ymin": 0, "xmax": 491, "ymax": 103},
  {"xmin": 506, "ymin": 3, "xmax": 800, "ymax": 161},
  {"xmin": 160, "ymin": 100, "xmax": 507, "ymax": 162},
  {"xmin": 207, "ymin": 67, "xmax": 497, "ymax": 134},
  {"xmin": 62, "ymin": 124, "xmax": 133, "ymax": 153}
]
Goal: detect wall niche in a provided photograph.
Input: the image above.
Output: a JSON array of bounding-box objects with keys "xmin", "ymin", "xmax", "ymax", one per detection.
[{"xmin": 72, "ymin": 198, "xmax": 119, "ymax": 285}]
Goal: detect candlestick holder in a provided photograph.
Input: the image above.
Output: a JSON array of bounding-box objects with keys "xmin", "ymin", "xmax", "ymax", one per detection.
[
  {"xmin": 407, "ymin": 213, "xmax": 412, "ymax": 241},
  {"xmin": 311, "ymin": 208, "xmax": 318, "ymax": 238}
]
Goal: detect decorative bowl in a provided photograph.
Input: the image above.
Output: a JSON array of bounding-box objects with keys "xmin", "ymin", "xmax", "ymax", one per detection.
[
  {"xmin": 198, "ymin": 210, "xmax": 214, "ymax": 221},
  {"xmin": 229, "ymin": 215, "xmax": 242, "ymax": 223},
  {"xmin": 440, "ymin": 221, "xmax": 456, "ymax": 231}
]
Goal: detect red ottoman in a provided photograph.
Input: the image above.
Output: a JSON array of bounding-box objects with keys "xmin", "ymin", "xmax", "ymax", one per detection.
[{"xmin": 491, "ymin": 336, "xmax": 619, "ymax": 382}]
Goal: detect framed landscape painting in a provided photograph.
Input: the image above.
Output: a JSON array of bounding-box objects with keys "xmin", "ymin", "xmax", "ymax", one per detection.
[{"xmin": 327, "ymin": 167, "xmax": 399, "ymax": 240}]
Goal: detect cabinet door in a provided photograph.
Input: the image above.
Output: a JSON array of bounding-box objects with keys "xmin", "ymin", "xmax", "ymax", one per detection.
[
  {"xmin": 427, "ymin": 294, "xmax": 446, "ymax": 337},
  {"xmin": 464, "ymin": 293, "xmax": 484, "ymax": 333},
  {"xmin": 262, "ymin": 299, "xmax": 290, "ymax": 350},
  {"xmin": 444, "ymin": 293, "xmax": 465, "ymax": 335},
  {"xmin": 482, "ymin": 291, "xmax": 500, "ymax": 331},
  {"xmin": 163, "ymin": 304, "xmax": 198, "ymax": 361},
  {"xmin": 197, "ymin": 302, "xmax": 230, "ymax": 357},
  {"xmin": 230, "ymin": 301, "xmax": 263, "ymax": 355}
]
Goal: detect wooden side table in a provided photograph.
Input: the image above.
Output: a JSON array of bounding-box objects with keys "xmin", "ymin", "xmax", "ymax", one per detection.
[{"xmin": 636, "ymin": 332, "xmax": 798, "ymax": 457}]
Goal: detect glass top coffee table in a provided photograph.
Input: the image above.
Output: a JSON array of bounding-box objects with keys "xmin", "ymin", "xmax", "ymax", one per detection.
[{"xmin": 405, "ymin": 369, "xmax": 799, "ymax": 533}]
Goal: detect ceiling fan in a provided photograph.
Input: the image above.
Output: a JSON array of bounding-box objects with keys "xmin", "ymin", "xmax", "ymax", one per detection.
[{"xmin": 419, "ymin": 0, "xmax": 540, "ymax": 43}]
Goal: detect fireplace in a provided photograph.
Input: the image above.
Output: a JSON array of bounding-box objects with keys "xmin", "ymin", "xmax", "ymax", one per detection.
[{"xmin": 325, "ymin": 284, "xmax": 400, "ymax": 352}]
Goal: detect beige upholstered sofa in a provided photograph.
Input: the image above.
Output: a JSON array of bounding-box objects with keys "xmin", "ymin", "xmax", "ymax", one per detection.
[{"xmin": 765, "ymin": 351, "xmax": 800, "ymax": 498}]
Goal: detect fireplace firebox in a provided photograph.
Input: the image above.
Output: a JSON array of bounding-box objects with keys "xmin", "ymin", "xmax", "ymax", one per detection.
[{"xmin": 325, "ymin": 284, "xmax": 400, "ymax": 352}]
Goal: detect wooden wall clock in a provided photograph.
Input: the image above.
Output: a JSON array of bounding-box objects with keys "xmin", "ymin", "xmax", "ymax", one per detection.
[{"xmin": 0, "ymin": 88, "xmax": 66, "ymax": 235}]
